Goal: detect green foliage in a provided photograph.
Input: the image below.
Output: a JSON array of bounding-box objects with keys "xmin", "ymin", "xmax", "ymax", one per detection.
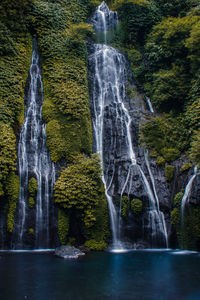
[
  {"xmin": 150, "ymin": 65, "xmax": 189, "ymax": 112},
  {"xmin": 171, "ymin": 204, "xmax": 200, "ymax": 250},
  {"xmin": 29, "ymin": 228, "xmax": 34, "ymax": 234},
  {"xmin": 131, "ymin": 198, "xmax": 143, "ymax": 214},
  {"xmin": 84, "ymin": 239, "xmax": 107, "ymax": 251},
  {"xmin": 28, "ymin": 197, "xmax": 35, "ymax": 209},
  {"xmin": 0, "ymin": 123, "xmax": 16, "ymax": 181},
  {"xmin": 84, "ymin": 189, "xmax": 110, "ymax": 246},
  {"xmin": 28, "ymin": 177, "xmax": 38, "ymax": 197},
  {"xmin": 174, "ymin": 192, "xmax": 184, "ymax": 208},
  {"xmin": 121, "ymin": 196, "xmax": 129, "ymax": 219},
  {"xmin": 55, "ymin": 154, "xmax": 109, "ymax": 245},
  {"xmin": 156, "ymin": 156, "xmax": 165, "ymax": 165},
  {"xmin": 185, "ymin": 22, "xmax": 200, "ymax": 73},
  {"xmin": 27, "ymin": 177, "xmax": 37, "ymax": 208},
  {"xmin": 185, "ymin": 98, "xmax": 200, "ymax": 132},
  {"xmin": 0, "ymin": 1, "xmax": 32, "ymax": 203},
  {"xmin": 161, "ymin": 148, "xmax": 180, "ymax": 162},
  {"xmin": 113, "ymin": 0, "xmax": 160, "ymax": 45},
  {"xmin": 67, "ymin": 22, "xmax": 93, "ymax": 43},
  {"xmin": 190, "ymin": 130, "xmax": 200, "ymax": 165},
  {"xmin": 6, "ymin": 173, "xmax": 20, "ymax": 233},
  {"xmin": 180, "ymin": 162, "xmax": 192, "ymax": 173},
  {"xmin": 165, "ymin": 165, "xmax": 174, "ymax": 181},
  {"xmin": 58, "ymin": 209, "xmax": 69, "ymax": 245},
  {"xmin": 154, "ymin": 0, "xmax": 191, "ymax": 17},
  {"xmin": 144, "ymin": 15, "xmax": 199, "ymax": 113},
  {"xmin": 140, "ymin": 114, "xmax": 189, "ymax": 160},
  {"xmin": 55, "ymin": 154, "xmax": 103, "ymax": 227},
  {"xmin": 40, "ymin": 30, "xmax": 92, "ymax": 163}
]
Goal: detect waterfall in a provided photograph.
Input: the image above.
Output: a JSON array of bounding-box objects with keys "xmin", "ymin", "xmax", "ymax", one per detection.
[
  {"xmin": 144, "ymin": 151, "xmax": 168, "ymax": 247},
  {"xmin": 181, "ymin": 166, "xmax": 197, "ymax": 221},
  {"xmin": 13, "ymin": 39, "xmax": 55, "ymax": 249},
  {"xmin": 89, "ymin": 1, "xmax": 168, "ymax": 249},
  {"xmin": 145, "ymin": 97, "xmax": 154, "ymax": 113}
]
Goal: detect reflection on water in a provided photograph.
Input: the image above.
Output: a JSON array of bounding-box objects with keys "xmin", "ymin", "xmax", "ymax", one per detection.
[{"xmin": 0, "ymin": 251, "xmax": 200, "ymax": 300}]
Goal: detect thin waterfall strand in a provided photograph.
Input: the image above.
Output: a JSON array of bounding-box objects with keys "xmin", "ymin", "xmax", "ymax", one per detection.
[{"xmin": 14, "ymin": 40, "xmax": 55, "ymax": 249}]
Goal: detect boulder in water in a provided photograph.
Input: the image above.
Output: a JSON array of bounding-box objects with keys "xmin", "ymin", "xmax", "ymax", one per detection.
[{"xmin": 55, "ymin": 246, "xmax": 85, "ymax": 259}]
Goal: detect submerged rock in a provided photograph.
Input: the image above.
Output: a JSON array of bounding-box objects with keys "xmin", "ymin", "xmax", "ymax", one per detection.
[{"xmin": 55, "ymin": 246, "xmax": 85, "ymax": 259}]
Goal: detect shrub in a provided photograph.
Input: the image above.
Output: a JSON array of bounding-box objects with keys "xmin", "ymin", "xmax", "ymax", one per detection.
[
  {"xmin": 165, "ymin": 165, "xmax": 174, "ymax": 181},
  {"xmin": 55, "ymin": 154, "xmax": 103, "ymax": 228},
  {"xmin": 6, "ymin": 173, "xmax": 20, "ymax": 233},
  {"xmin": 121, "ymin": 196, "xmax": 129, "ymax": 219},
  {"xmin": 161, "ymin": 148, "xmax": 180, "ymax": 162},
  {"xmin": 131, "ymin": 198, "xmax": 143, "ymax": 214},
  {"xmin": 156, "ymin": 156, "xmax": 165, "ymax": 165},
  {"xmin": 173, "ymin": 192, "xmax": 184, "ymax": 208},
  {"xmin": 84, "ymin": 239, "xmax": 107, "ymax": 251},
  {"xmin": 180, "ymin": 162, "xmax": 192, "ymax": 173},
  {"xmin": 58, "ymin": 209, "xmax": 69, "ymax": 245}
]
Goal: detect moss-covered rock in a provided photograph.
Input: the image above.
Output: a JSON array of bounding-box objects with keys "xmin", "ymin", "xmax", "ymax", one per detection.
[
  {"xmin": 84, "ymin": 239, "xmax": 107, "ymax": 251},
  {"xmin": 131, "ymin": 198, "xmax": 143, "ymax": 214},
  {"xmin": 55, "ymin": 154, "xmax": 103, "ymax": 227},
  {"xmin": 6, "ymin": 173, "xmax": 20, "ymax": 233},
  {"xmin": 28, "ymin": 177, "xmax": 38, "ymax": 197},
  {"xmin": 165, "ymin": 165, "xmax": 174, "ymax": 181},
  {"xmin": 28, "ymin": 197, "xmax": 35, "ymax": 209},
  {"xmin": 29, "ymin": 228, "xmax": 34, "ymax": 234},
  {"xmin": 0, "ymin": 123, "xmax": 17, "ymax": 192},
  {"xmin": 180, "ymin": 162, "xmax": 192, "ymax": 173},
  {"xmin": 58, "ymin": 209, "xmax": 69, "ymax": 245},
  {"xmin": 174, "ymin": 191, "xmax": 184, "ymax": 208},
  {"xmin": 55, "ymin": 154, "xmax": 110, "ymax": 245},
  {"xmin": 121, "ymin": 196, "xmax": 129, "ymax": 219},
  {"xmin": 156, "ymin": 156, "xmax": 165, "ymax": 165}
]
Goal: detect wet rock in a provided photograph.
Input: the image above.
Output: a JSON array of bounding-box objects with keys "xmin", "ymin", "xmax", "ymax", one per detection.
[
  {"xmin": 55, "ymin": 246, "xmax": 85, "ymax": 259},
  {"xmin": 133, "ymin": 240, "xmax": 150, "ymax": 249}
]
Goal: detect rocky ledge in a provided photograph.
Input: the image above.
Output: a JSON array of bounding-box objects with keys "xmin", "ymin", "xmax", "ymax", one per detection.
[{"xmin": 55, "ymin": 246, "xmax": 85, "ymax": 259}]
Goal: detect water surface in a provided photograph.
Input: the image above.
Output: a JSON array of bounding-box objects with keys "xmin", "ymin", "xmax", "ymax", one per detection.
[{"xmin": 0, "ymin": 250, "xmax": 200, "ymax": 300}]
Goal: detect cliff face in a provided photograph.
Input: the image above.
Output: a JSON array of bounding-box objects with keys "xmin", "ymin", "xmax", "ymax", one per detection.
[{"xmin": 0, "ymin": 0, "xmax": 200, "ymax": 250}]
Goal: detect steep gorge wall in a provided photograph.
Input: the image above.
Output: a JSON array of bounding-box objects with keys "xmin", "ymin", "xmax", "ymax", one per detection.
[{"xmin": 0, "ymin": 0, "xmax": 200, "ymax": 250}]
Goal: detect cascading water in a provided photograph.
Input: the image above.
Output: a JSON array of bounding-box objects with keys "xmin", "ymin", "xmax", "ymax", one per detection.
[
  {"xmin": 181, "ymin": 166, "xmax": 198, "ymax": 222},
  {"xmin": 146, "ymin": 97, "xmax": 154, "ymax": 113},
  {"xmin": 89, "ymin": 1, "xmax": 168, "ymax": 249},
  {"xmin": 13, "ymin": 39, "xmax": 55, "ymax": 249},
  {"xmin": 144, "ymin": 151, "xmax": 168, "ymax": 247}
]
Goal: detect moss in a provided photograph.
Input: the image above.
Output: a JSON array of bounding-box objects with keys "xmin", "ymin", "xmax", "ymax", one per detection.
[
  {"xmin": 68, "ymin": 237, "xmax": 76, "ymax": 246},
  {"xmin": 28, "ymin": 197, "xmax": 35, "ymax": 209},
  {"xmin": 84, "ymin": 239, "xmax": 107, "ymax": 251},
  {"xmin": 165, "ymin": 165, "xmax": 174, "ymax": 181},
  {"xmin": 55, "ymin": 154, "xmax": 110, "ymax": 244},
  {"xmin": 171, "ymin": 204, "xmax": 200, "ymax": 250},
  {"xmin": 28, "ymin": 177, "xmax": 38, "ymax": 197},
  {"xmin": 55, "ymin": 154, "xmax": 103, "ymax": 227},
  {"xmin": 0, "ymin": 123, "xmax": 17, "ymax": 186},
  {"xmin": 6, "ymin": 173, "xmax": 20, "ymax": 233},
  {"xmin": 139, "ymin": 115, "xmax": 189, "ymax": 161},
  {"xmin": 58, "ymin": 209, "xmax": 69, "ymax": 245},
  {"xmin": 131, "ymin": 198, "xmax": 143, "ymax": 214},
  {"xmin": 156, "ymin": 156, "xmax": 165, "ymax": 165},
  {"xmin": 161, "ymin": 148, "xmax": 180, "ymax": 162},
  {"xmin": 85, "ymin": 187, "xmax": 110, "ymax": 244},
  {"xmin": 30, "ymin": 0, "xmax": 93, "ymax": 164},
  {"xmin": 121, "ymin": 196, "xmax": 129, "ymax": 219},
  {"xmin": 180, "ymin": 162, "xmax": 193, "ymax": 173},
  {"xmin": 27, "ymin": 177, "xmax": 37, "ymax": 208},
  {"xmin": 174, "ymin": 192, "xmax": 184, "ymax": 208},
  {"xmin": 29, "ymin": 228, "xmax": 34, "ymax": 234}
]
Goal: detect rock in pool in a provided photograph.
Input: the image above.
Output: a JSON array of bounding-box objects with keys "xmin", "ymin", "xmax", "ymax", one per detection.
[{"xmin": 55, "ymin": 245, "xmax": 85, "ymax": 259}]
